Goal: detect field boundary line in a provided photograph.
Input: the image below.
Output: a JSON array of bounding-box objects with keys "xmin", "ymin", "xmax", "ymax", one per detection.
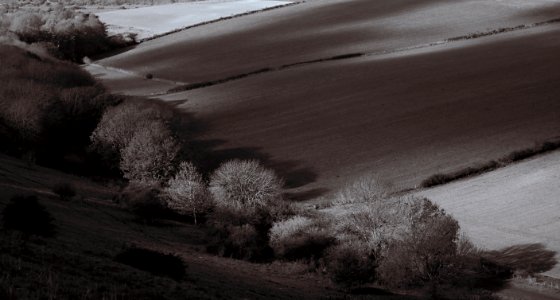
[
  {"xmin": 166, "ymin": 17, "xmax": 560, "ymax": 94},
  {"xmin": 138, "ymin": 1, "xmax": 302, "ymax": 43}
]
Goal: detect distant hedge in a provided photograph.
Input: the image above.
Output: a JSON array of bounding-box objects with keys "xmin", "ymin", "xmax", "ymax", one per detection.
[{"xmin": 421, "ymin": 139, "xmax": 560, "ymax": 188}]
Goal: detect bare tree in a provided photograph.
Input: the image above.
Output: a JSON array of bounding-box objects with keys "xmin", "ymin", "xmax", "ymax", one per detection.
[{"xmin": 163, "ymin": 161, "xmax": 211, "ymax": 224}]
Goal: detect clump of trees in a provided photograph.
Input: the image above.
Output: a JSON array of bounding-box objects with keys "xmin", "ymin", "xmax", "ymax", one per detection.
[
  {"xmin": 119, "ymin": 121, "xmax": 179, "ymax": 184},
  {"xmin": 90, "ymin": 99, "xmax": 180, "ymax": 184},
  {"xmin": 206, "ymin": 160, "xmax": 293, "ymax": 261},
  {"xmin": 0, "ymin": 3, "xmax": 135, "ymax": 62},
  {"xmin": 0, "ymin": 44, "xmax": 121, "ymax": 173},
  {"xmin": 269, "ymin": 215, "xmax": 334, "ymax": 262},
  {"xmin": 329, "ymin": 192, "xmax": 459, "ymax": 291},
  {"xmin": 331, "ymin": 174, "xmax": 391, "ymax": 206},
  {"xmin": 263, "ymin": 176, "xmax": 506, "ymax": 297},
  {"xmin": 209, "ymin": 160, "xmax": 285, "ymax": 222}
]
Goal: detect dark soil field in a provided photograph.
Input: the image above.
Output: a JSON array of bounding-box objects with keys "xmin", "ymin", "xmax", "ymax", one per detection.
[
  {"xmin": 98, "ymin": 0, "xmax": 560, "ymax": 83},
  {"xmin": 153, "ymin": 25, "xmax": 560, "ymax": 199},
  {"xmin": 93, "ymin": 0, "xmax": 560, "ymax": 197}
]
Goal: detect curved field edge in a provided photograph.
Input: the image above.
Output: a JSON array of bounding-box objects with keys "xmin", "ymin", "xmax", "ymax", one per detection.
[
  {"xmin": 166, "ymin": 17, "xmax": 560, "ymax": 94},
  {"xmin": 95, "ymin": 0, "xmax": 297, "ymax": 41},
  {"xmin": 153, "ymin": 25, "xmax": 560, "ymax": 197},
  {"xmin": 420, "ymin": 139, "xmax": 560, "ymax": 188},
  {"xmin": 418, "ymin": 150, "xmax": 560, "ymax": 279},
  {"xmin": 96, "ymin": 0, "xmax": 560, "ymax": 84}
]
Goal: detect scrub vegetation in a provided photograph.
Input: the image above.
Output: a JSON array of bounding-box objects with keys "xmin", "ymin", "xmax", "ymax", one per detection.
[{"xmin": 0, "ymin": 1, "xmax": 134, "ymax": 62}]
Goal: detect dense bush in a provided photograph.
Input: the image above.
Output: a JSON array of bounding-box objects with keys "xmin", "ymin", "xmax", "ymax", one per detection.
[
  {"xmin": 206, "ymin": 218, "xmax": 274, "ymax": 261},
  {"xmin": 224, "ymin": 224, "xmax": 263, "ymax": 260},
  {"xmin": 209, "ymin": 160, "xmax": 284, "ymax": 222},
  {"xmin": 90, "ymin": 100, "xmax": 173, "ymax": 155},
  {"xmin": 115, "ymin": 247, "xmax": 186, "ymax": 280},
  {"xmin": 120, "ymin": 120, "xmax": 179, "ymax": 185},
  {"xmin": 1, "ymin": 4, "xmax": 127, "ymax": 62},
  {"xmin": 163, "ymin": 161, "xmax": 211, "ymax": 224},
  {"xmin": 90, "ymin": 99, "xmax": 178, "ymax": 182},
  {"xmin": 325, "ymin": 239, "xmax": 377, "ymax": 287},
  {"xmin": 269, "ymin": 216, "xmax": 334, "ymax": 261},
  {"xmin": 115, "ymin": 184, "xmax": 167, "ymax": 223},
  {"xmin": 206, "ymin": 160, "xmax": 293, "ymax": 261},
  {"xmin": 1, "ymin": 195, "xmax": 56, "ymax": 238},
  {"xmin": 323, "ymin": 193, "xmax": 468, "ymax": 293},
  {"xmin": 331, "ymin": 174, "xmax": 390, "ymax": 206},
  {"xmin": 0, "ymin": 45, "xmax": 120, "ymax": 173},
  {"xmin": 376, "ymin": 201, "xmax": 460, "ymax": 289}
]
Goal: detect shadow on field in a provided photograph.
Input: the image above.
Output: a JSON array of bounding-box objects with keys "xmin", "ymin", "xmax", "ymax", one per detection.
[
  {"xmin": 163, "ymin": 104, "xmax": 329, "ymax": 201},
  {"xmin": 453, "ymin": 243, "xmax": 558, "ymax": 294},
  {"xmin": 91, "ymin": 42, "xmax": 138, "ymax": 61},
  {"xmin": 284, "ymin": 188, "xmax": 330, "ymax": 202},
  {"xmin": 484, "ymin": 243, "xmax": 557, "ymax": 275}
]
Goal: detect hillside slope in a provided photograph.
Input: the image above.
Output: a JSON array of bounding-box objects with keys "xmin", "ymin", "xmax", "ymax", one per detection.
[{"xmin": 0, "ymin": 154, "xmax": 344, "ymax": 299}]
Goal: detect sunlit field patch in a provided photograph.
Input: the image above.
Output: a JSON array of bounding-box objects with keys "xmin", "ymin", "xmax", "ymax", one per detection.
[{"xmin": 96, "ymin": 0, "xmax": 292, "ymax": 40}]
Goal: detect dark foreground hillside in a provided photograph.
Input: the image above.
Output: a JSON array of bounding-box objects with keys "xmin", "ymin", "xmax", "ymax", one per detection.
[{"xmin": 0, "ymin": 154, "xmax": 349, "ymax": 300}]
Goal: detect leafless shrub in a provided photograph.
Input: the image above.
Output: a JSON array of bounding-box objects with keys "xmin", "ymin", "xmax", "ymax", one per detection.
[
  {"xmin": 163, "ymin": 161, "xmax": 212, "ymax": 224},
  {"xmin": 209, "ymin": 160, "xmax": 284, "ymax": 220},
  {"xmin": 325, "ymin": 239, "xmax": 377, "ymax": 288},
  {"xmin": 332, "ymin": 174, "xmax": 390, "ymax": 206}
]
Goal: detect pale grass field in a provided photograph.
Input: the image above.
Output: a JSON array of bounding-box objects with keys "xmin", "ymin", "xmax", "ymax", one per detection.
[
  {"xmin": 95, "ymin": 0, "xmax": 292, "ymax": 40},
  {"xmin": 420, "ymin": 151, "xmax": 560, "ymax": 278}
]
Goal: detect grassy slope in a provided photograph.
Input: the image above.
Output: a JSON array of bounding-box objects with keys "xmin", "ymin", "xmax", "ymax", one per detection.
[
  {"xmin": 419, "ymin": 151, "xmax": 560, "ymax": 278},
  {"xmin": 98, "ymin": 0, "xmax": 560, "ymax": 83},
  {"xmin": 0, "ymin": 154, "xmax": 344, "ymax": 299}
]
